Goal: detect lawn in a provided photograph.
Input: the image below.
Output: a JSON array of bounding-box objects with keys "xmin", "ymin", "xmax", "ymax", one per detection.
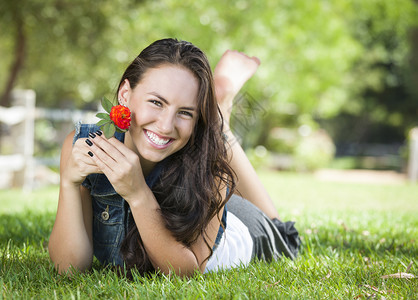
[{"xmin": 1, "ymin": 170, "xmax": 417, "ymax": 299}]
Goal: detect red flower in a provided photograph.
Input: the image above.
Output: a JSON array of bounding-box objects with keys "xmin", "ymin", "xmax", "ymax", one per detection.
[{"xmin": 110, "ymin": 105, "xmax": 131, "ymax": 130}]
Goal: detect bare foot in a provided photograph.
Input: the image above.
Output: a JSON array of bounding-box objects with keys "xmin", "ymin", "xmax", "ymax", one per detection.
[{"xmin": 214, "ymin": 50, "xmax": 261, "ymax": 120}]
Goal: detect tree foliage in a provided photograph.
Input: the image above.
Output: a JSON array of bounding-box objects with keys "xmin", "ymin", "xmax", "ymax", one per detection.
[
  {"xmin": 0, "ymin": 0, "xmax": 417, "ymax": 146},
  {"xmin": 320, "ymin": 0, "xmax": 418, "ymax": 145}
]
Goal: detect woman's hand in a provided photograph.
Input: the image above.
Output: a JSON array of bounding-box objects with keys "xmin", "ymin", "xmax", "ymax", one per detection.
[
  {"xmin": 83, "ymin": 132, "xmax": 145, "ymax": 202},
  {"xmin": 61, "ymin": 136, "xmax": 102, "ymax": 186}
]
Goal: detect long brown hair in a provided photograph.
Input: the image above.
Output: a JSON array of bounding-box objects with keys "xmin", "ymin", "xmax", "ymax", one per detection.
[{"xmin": 118, "ymin": 38, "xmax": 236, "ymax": 277}]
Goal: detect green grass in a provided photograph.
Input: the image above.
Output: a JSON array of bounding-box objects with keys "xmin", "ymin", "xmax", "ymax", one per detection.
[{"xmin": 1, "ymin": 172, "xmax": 417, "ymax": 299}]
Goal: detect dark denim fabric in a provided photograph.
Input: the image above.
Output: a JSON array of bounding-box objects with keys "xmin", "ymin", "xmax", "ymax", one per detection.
[{"xmin": 73, "ymin": 123, "xmax": 226, "ymax": 266}]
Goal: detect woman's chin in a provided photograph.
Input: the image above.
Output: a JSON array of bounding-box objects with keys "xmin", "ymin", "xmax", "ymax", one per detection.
[{"xmin": 139, "ymin": 149, "xmax": 169, "ymax": 164}]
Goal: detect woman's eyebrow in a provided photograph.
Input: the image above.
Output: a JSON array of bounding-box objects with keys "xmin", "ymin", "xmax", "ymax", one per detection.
[{"xmin": 148, "ymin": 92, "xmax": 196, "ymax": 111}]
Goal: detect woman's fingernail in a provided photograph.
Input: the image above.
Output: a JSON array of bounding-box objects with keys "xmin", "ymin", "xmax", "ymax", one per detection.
[
  {"xmin": 88, "ymin": 151, "xmax": 94, "ymax": 157},
  {"xmin": 89, "ymin": 132, "xmax": 96, "ymax": 139},
  {"xmin": 85, "ymin": 139, "xmax": 93, "ymax": 146},
  {"xmin": 95, "ymin": 130, "xmax": 103, "ymax": 136}
]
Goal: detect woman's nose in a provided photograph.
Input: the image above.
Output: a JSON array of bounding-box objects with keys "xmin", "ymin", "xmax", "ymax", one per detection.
[{"xmin": 156, "ymin": 110, "xmax": 175, "ymax": 134}]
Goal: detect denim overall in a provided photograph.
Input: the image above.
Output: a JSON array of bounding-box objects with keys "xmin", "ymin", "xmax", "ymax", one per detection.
[{"xmin": 73, "ymin": 123, "xmax": 226, "ymax": 266}]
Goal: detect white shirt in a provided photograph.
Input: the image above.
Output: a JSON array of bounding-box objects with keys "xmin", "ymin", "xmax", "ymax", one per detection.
[{"xmin": 205, "ymin": 211, "xmax": 253, "ymax": 273}]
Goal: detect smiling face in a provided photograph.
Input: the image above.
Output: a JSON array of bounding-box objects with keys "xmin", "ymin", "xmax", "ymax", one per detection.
[{"xmin": 118, "ymin": 64, "xmax": 199, "ymax": 173}]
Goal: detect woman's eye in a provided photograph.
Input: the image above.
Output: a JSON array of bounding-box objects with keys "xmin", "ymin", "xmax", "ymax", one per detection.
[
  {"xmin": 179, "ymin": 111, "xmax": 193, "ymax": 118},
  {"xmin": 149, "ymin": 99, "xmax": 162, "ymax": 106}
]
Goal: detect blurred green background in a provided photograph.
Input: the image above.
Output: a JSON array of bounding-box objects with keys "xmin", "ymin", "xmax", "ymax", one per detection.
[{"xmin": 1, "ymin": 0, "xmax": 417, "ymax": 172}]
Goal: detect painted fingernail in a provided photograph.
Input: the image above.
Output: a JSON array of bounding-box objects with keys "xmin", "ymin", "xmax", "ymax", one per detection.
[
  {"xmin": 95, "ymin": 130, "xmax": 102, "ymax": 136},
  {"xmin": 85, "ymin": 139, "xmax": 93, "ymax": 146},
  {"xmin": 88, "ymin": 132, "xmax": 96, "ymax": 139},
  {"xmin": 88, "ymin": 151, "xmax": 94, "ymax": 157}
]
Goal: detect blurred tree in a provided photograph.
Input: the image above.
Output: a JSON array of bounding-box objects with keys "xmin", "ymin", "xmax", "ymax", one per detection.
[
  {"xmin": 112, "ymin": 0, "xmax": 363, "ymax": 148},
  {"xmin": 319, "ymin": 0, "xmax": 418, "ymax": 148},
  {"xmin": 0, "ymin": 0, "xmax": 144, "ymax": 107},
  {"xmin": 0, "ymin": 0, "xmax": 26, "ymax": 106},
  {"xmin": 0, "ymin": 0, "xmax": 416, "ymax": 151}
]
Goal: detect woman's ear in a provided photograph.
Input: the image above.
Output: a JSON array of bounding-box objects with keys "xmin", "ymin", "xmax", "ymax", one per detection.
[{"xmin": 118, "ymin": 79, "xmax": 131, "ymax": 106}]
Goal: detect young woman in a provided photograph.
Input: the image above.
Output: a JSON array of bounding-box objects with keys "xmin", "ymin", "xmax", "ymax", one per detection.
[{"xmin": 48, "ymin": 38, "xmax": 300, "ymax": 277}]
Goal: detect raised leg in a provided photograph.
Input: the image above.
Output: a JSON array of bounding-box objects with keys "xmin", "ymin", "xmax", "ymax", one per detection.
[{"xmin": 213, "ymin": 50, "xmax": 280, "ymax": 219}]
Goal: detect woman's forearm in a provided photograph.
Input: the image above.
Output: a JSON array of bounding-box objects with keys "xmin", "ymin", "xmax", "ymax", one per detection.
[
  {"xmin": 48, "ymin": 182, "xmax": 93, "ymax": 274},
  {"xmin": 126, "ymin": 188, "xmax": 204, "ymax": 276}
]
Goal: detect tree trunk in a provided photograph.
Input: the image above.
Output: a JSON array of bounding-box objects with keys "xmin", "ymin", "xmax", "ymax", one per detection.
[{"xmin": 0, "ymin": 16, "xmax": 26, "ymax": 107}]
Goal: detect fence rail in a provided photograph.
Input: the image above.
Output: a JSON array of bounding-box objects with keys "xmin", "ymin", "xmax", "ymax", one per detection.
[
  {"xmin": 34, "ymin": 107, "xmax": 97, "ymax": 122},
  {"xmin": 0, "ymin": 89, "xmax": 97, "ymax": 190}
]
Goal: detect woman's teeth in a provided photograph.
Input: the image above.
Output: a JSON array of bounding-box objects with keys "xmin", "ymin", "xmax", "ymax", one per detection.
[{"xmin": 146, "ymin": 130, "xmax": 171, "ymax": 145}]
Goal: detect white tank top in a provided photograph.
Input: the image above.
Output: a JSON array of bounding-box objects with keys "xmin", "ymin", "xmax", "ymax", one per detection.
[{"xmin": 204, "ymin": 211, "xmax": 253, "ymax": 272}]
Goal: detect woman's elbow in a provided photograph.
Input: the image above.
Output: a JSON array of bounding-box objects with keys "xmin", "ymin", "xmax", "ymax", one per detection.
[
  {"xmin": 51, "ymin": 255, "xmax": 93, "ymax": 275},
  {"xmin": 48, "ymin": 242, "xmax": 93, "ymax": 275},
  {"xmin": 155, "ymin": 258, "xmax": 202, "ymax": 278}
]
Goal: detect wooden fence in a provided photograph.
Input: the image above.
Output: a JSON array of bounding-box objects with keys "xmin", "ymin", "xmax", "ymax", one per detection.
[
  {"xmin": 0, "ymin": 89, "xmax": 97, "ymax": 191},
  {"xmin": 409, "ymin": 128, "xmax": 418, "ymax": 182}
]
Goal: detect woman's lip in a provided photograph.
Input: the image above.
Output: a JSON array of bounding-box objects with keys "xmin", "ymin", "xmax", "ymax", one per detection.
[
  {"xmin": 144, "ymin": 129, "xmax": 173, "ymax": 140},
  {"xmin": 143, "ymin": 129, "xmax": 175, "ymax": 149}
]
